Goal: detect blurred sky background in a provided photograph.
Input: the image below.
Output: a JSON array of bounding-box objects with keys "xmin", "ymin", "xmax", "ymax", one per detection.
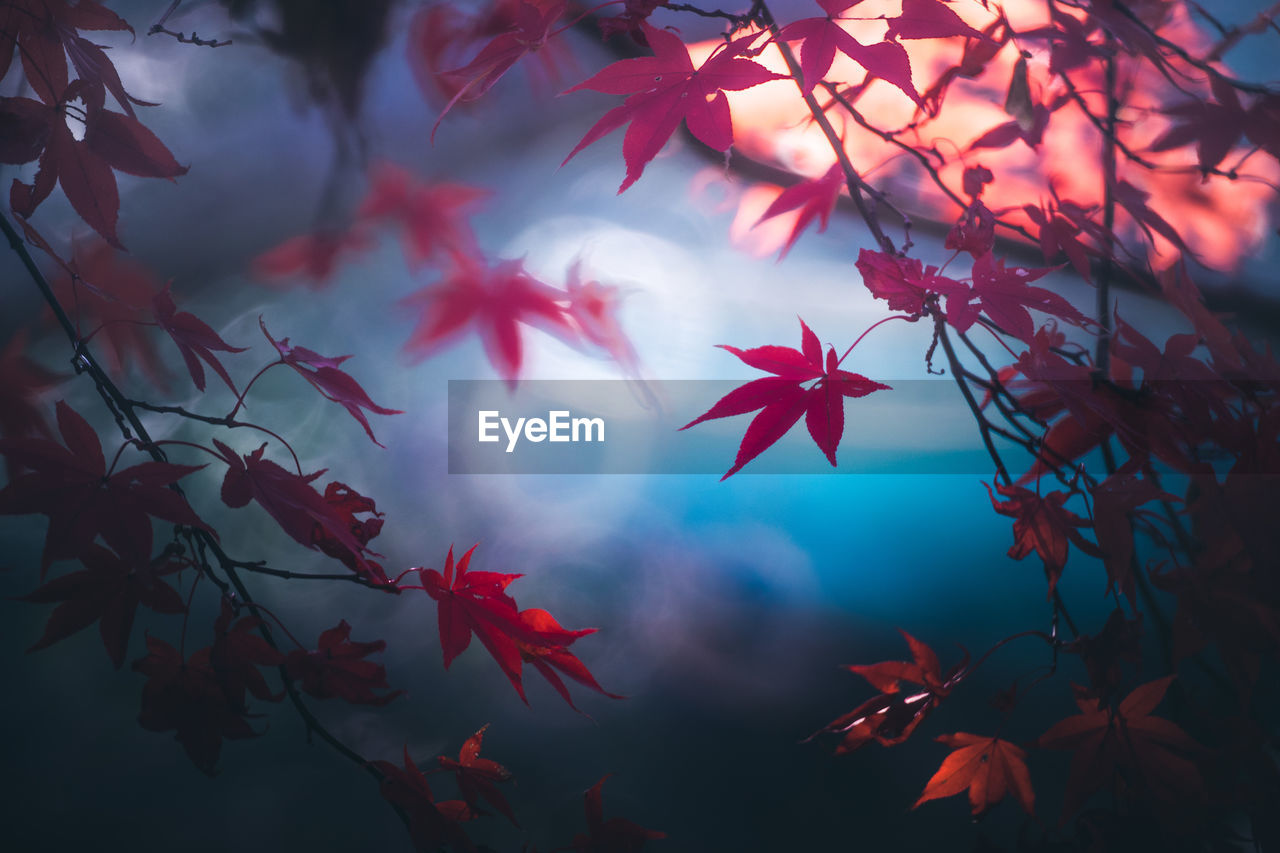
[{"xmin": 1, "ymin": 0, "xmax": 1277, "ymax": 850}]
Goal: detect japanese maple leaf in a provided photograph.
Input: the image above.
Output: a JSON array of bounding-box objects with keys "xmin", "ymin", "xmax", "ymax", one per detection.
[
  {"xmin": 438, "ymin": 724, "xmax": 518, "ymax": 825},
  {"xmin": 410, "ymin": 544, "xmax": 581, "ymax": 700},
  {"xmin": 50, "ymin": 239, "xmax": 168, "ymax": 388},
  {"xmin": 212, "ymin": 439, "xmax": 379, "ymax": 580},
  {"xmin": 356, "ymin": 163, "xmax": 489, "ymax": 270},
  {"xmin": 21, "ymin": 542, "xmax": 185, "ymax": 669},
  {"xmin": 432, "ymin": 0, "xmax": 567, "ymax": 137},
  {"xmin": 0, "ymin": 329, "xmax": 63, "ymax": 468},
  {"xmin": 133, "ymin": 634, "xmax": 260, "ymax": 776},
  {"xmin": 1025, "ymin": 203, "xmax": 1093, "ymax": 282},
  {"xmin": 886, "ymin": 0, "xmax": 986, "ymax": 41},
  {"xmin": 1149, "ymin": 75, "xmax": 1247, "ymax": 172},
  {"xmin": 775, "ymin": 0, "xmax": 922, "ymax": 103},
  {"xmin": 517, "ymin": 607, "xmax": 623, "ymax": 712},
  {"xmin": 969, "ymin": 100, "xmax": 1062, "ymax": 152},
  {"xmin": 567, "ymin": 775, "xmax": 666, "ymax": 853},
  {"xmin": 944, "ymin": 198, "xmax": 995, "ymax": 258},
  {"xmin": 681, "ymin": 318, "xmax": 889, "ymax": 477},
  {"xmin": 1114, "ymin": 180, "xmax": 1195, "ymax": 258},
  {"xmin": 0, "ymin": 400, "xmax": 209, "ymax": 575},
  {"xmin": 208, "ymin": 599, "xmax": 286, "ymax": 705},
  {"xmin": 310, "ymin": 481, "xmax": 390, "ymax": 586},
  {"xmin": 284, "ymin": 620, "xmax": 403, "ymax": 706},
  {"xmin": 251, "ymin": 227, "xmax": 377, "ymax": 288},
  {"xmin": 1090, "ymin": 474, "xmax": 1177, "ymax": 601},
  {"xmin": 372, "ymin": 746, "xmax": 474, "ymax": 852},
  {"xmin": 565, "ymin": 259, "xmax": 639, "ymax": 373},
  {"xmin": 1037, "ymin": 676, "xmax": 1205, "ymax": 821},
  {"xmin": 1, "ymin": 0, "xmax": 135, "ymax": 108},
  {"xmin": 809, "ymin": 629, "xmax": 966, "ymax": 754},
  {"xmin": 260, "ymin": 318, "xmax": 403, "ymax": 447},
  {"xmin": 399, "ymin": 253, "xmax": 576, "ymax": 388},
  {"xmin": 563, "ymin": 25, "xmax": 785, "ymax": 192},
  {"xmin": 914, "ymin": 733, "xmax": 1034, "ymax": 817},
  {"xmin": 855, "ymin": 248, "xmax": 968, "ymax": 319},
  {"xmin": 985, "ymin": 481, "xmax": 1101, "ymax": 596},
  {"xmin": 755, "ymin": 162, "xmax": 845, "ymax": 258},
  {"xmin": 10, "ymin": 81, "xmax": 186, "ymax": 247},
  {"xmin": 153, "ymin": 284, "xmax": 247, "ymax": 393},
  {"xmin": 953, "ymin": 252, "xmax": 1093, "ymax": 344}
]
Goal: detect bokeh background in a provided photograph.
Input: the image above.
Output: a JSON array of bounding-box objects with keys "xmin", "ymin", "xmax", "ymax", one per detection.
[{"xmin": 1, "ymin": 1, "xmax": 1276, "ymax": 850}]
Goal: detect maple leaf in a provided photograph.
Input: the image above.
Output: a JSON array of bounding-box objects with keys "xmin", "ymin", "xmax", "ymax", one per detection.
[
  {"xmin": 212, "ymin": 439, "xmax": 379, "ymax": 579},
  {"xmin": 985, "ymin": 481, "xmax": 1101, "ymax": 596},
  {"xmin": 411, "ymin": 544, "xmax": 583, "ymax": 701},
  {"xmin": 133, "ymin": 634, "xmax": 261, "ymax": 776},
  {"xmin": 310, "ymin": 481, "xmax": 391, "ymax": 586},
  {"xmin": 153, "ymin": 284, "xmax": 247, "ymax": 393},
  {"xmin": 21, "ymin": 542, "xmax": 185, "ymax": 669},
  {"xmin": 754, "ymin": 162, "xmax": 845, "ymax": 258},
  {"xmin": 855, "ymin": 248, "xmax": 968, "ymax": 318},
  {"xmin": 1025, "ymin": 203, "xmax": 1093, "ymax": 282},
  {"xmin": 680, "ymin": 318, "xmax": 890, "ymax": 478},
  {"xmin": 285, "ymin": 619, "xmax": 403, "ymax": 706},
  {"xmin": 953, "ymin": 252, "xmax": 1094, "ymax": 344},
  {"xmin": 438, "ymin": 724, "xmax": 518, "ymax": 825},
  {"xmin": 1149, "ymin": 75, "xmax": 1248, "ymax": 172},
  {"xmin": 50, "ymin": 239, "xmax": 169, "ymax": 388},
  {"xmin": 517, "ymin": 607, "xmax": 623, "ymax": 712},
  {"xmin": 208, "ymin": 599, "xmax": 286, "ymax": 705},
  {"xmin": 399, "ymin": 253, "xmax": 577, "ymax": 388},
  {"xmin": 565, "ymin": 258, "xmax": 639, "ymax": 373},
  {"xmin": 886, "ymin": 0, "xmax": 987, "ymax": 42},
  {"xmin": 251, "ymin": 227, "xmax": 377, "ymax": 288},
  {"xmin": 775, "ymin": 0, "xmax": 922, "ymax": 103},
  {"xmin": 563, "ymin": 25, "xmax": 785, "ymax": 192},
  {"xmin": 809, "ymin": 629, "xmax": 966, "ymax": 754},
  {"xmin": 914, "ymin": 733, "xmax": 1034, "ymax": 817},
  {"xmin": 1090, "ymin": 473, "xmax": 1178, "ymax": 601},
  {"xmin": 1037, "ymin": 676, "xmax": 1206, "ymax": 821},
  {"xmin": 0, "ymin": 400, "xmax": 210, "ymax": 575},
  {"xmin": 944, "ymin": 198, "xmax": 995, "ymax": 258},
  {"xmin": 356, "ymin": 162, "xmax": 489, "ymax": 270},
  {"xmin": 566, "ymin": 775, "xmax": 666, "ymax": 853},
  {"xmin": 259, "ymin": 318, "xmax": 403, "ymax": 447},
  {"xmin": 432, "ymin": 0, "xmax": 568, "ymax": 137},
  {"xmin": 968, "ymin": 94, "xmax": 1070, "ymax": 152},
  {"xmin": 372, "ymin": 746, "xmax": 474, "ymax": 852}
]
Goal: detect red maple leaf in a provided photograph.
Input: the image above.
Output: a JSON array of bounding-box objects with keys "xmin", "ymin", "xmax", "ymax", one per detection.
[
  {"xmin": 776, "ymin": 0, "xmax": 922, "ymax": 103},
  {"xmin": 855, "ymin": 248, "xmax": 968, "ymax": 318},
  {"xmin": 207, "ymin": 599, "xmax": 286, "ymax": 705},
  {"xmin": 950, "ymin": 252, "xmax": 1094, "ymax": 344},
  {"xmin": 212, "ymin": 439, "xmax": 380, "ymax": 580},
  {"xmin": 372, "ymin": 746, "xmax": 474, "ymax": 852},
  {"xmin": 153, "ymin": 284, "xmax": 247, "ymax": 393},
  {"xmin": 681, "ymin": 318, "xmax": 890, "ymax": 478},
  {"xmin": 0, "ymin": 400, "xmax": 210, "ymax": 574},
  {"xmin": 431, "ymin": 0, "xmax": 568, "ymax": 137},
  {"xmin": 309, "ymin": 481, "xmax": 390, "ymax": 586},
  {"xmin": 356, "ymin": 162, "xmax": 489, "ymax": 270},
  {"xmin": 517, "ymin": 607, "xmax": 624, "ymax": 712},
  {"xmin": 1037, "ymin": 676, "xmax": 1206, "ymax": 821},
  {"xmin": 259, "ymin": 318, "xmax": 403, "ymax": 447},
  {"xmin": 21, "ymin": 542, "xmax": 185, "ymax": 669},
  {"xmin": 437, "ymin": 724, "xmax": 518, "ymax": 825},
  {"xmin": 885, "ymin": 0, "xmax": 987, "ymax": 42},
  {"xmin": 250, "ymin": 227, "xmax": 377, "ymax": 288},
  {"xmin": 1090, "ymin": 473, "xmax": 1178, "ymax": 601},
  {"xmin": 133, "ymin": 633, "xmax": 261, "ymax": 776},
  {"xmin": 399, "ymin": 253, "xmax": 576, "ymax": 388},
  {"xmin": 566, "ymin": 775, "xmax": 666, "ymax": 853},
  {"xmin": 410, "ymin": 544, "xmax": 583, "ymax": 701},
  {"xmin": 50, "ymin": 239, "xmax": 169, "ymax": 388},
  {"xmin": 914, "ymin": 733, "xmax": 1035, "ymax": 817},
  {"xmin": 285, "ymin": 619, "xmax": 403, "ymax": 706},
  {"xmin": 985, "ymin": 481, "xmax": 1102, "ymax": 596},
  {"xmin": 755, "ymin": 162, "xmax": 845, "ymax": 258},
  {"xmin": 944, "ymin": 198, "xmax": 995, "ymax": 257},
  {"xmin": 1025, "ymin": 203, "xmax": 1094, "ymax": 282},
  {"xmin": 563, "ymin": 25, "xmax": 785, "ymax": 192},
  {"xmin": 1149, "ymin": 75, "xmax": 1248, "ymax": 172},
  {"xmin": 809, "ymin": 629, "xmax": 966, "ymax": 754},
  {"xmin": 565, "ymin": 258, "xmax": 639, "ymax": 373}
]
